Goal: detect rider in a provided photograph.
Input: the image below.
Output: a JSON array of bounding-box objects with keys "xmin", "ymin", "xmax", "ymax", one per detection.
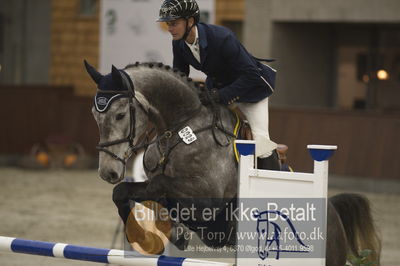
[{"xmin": 157, "ymin": 0, "xmax": 280, "ymax": 170}]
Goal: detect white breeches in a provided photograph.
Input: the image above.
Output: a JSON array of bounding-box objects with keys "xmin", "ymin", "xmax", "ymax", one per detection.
[{"xmin": 236, "ymin": 97, "xmax": 277, "ymax": 157}]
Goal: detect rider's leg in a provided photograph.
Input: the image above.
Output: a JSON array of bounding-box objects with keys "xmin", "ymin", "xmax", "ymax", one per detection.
[
  {"xmin": 236, "ymin": 97, "xmax": 280, "ymax": 170},
  {"xmin": 257, "ymin": 149, "xmax": 280, "ymax": 170}
]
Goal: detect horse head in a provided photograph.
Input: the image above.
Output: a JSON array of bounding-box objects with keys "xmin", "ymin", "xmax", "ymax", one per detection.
[{"xmin": 85, "ymin": 60, "xmax": 150, "ymax": 184}]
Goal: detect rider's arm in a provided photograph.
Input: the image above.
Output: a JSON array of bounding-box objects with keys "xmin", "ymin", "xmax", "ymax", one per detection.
[
  {"xmin": 172, "ymin": 41, "xmax": 190, "ymax": 76},
  {"xmin": 217, "ymin": 34, "xmax": 267, "ymax": 105}
]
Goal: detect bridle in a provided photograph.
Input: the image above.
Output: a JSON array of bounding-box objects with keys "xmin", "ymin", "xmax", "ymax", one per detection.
[
  {"xmin": 95, "ymin": 69, "xmax": 237, "ymax": 170},
  {"xmin": 95, "ymin": 70, "xmax": 148, "ymax": 165},
  {"xmin": 94, "ymin": 69, "xmax": 204, "ymax": 168}
]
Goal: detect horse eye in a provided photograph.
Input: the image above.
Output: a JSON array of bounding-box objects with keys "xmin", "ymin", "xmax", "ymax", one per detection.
[{"xmin": 116, "ymin": 113, "xmax": 125, "ymax": 121}]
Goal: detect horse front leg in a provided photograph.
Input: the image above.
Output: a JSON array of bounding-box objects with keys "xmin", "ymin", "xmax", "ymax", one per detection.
[
  {"xmin": 113, "ymin": 180, "xmax": 191, "ymax": 253},
  {"xmin": 144, "ymin": 175, "xmax": 192, "ymax": 251},
  {"xmin": 112, "ymin": 182, "xmax": 169, "ymax": 254},
  {"xmin": 145, "ymin": 174, "xmax": 236, "ymax": 250},
  {"xmin": 112, "ymin": 181, "xmax": 148, "ymax": 224}
]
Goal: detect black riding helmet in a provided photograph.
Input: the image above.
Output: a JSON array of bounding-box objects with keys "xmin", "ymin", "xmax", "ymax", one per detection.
[
  {"xmin": 157, "ymin": 0, "xmax": 200, "ymax": 41},
  {"xmin": 157, "ymin": 0, "xmax": 200, "ymax": 23}
]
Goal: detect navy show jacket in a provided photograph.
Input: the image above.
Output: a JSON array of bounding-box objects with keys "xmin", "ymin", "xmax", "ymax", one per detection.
[{"xmin": 172, "ymin": 23, "xmax": 276, "ymax": 105}]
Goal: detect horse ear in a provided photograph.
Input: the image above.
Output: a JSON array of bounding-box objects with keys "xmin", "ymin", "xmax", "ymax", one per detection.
[
  {"xmin": 111, "ymin": 65, "xmax": 124, "ymax": 88},
  {"xmin": 84, "ymin": 60, "xmax": 103, "ymax": 84}
]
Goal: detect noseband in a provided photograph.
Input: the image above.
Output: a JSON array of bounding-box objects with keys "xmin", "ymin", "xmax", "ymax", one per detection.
[
  {"xmin": 95, "ymin": 70, "xmax": 148, "ymax": 165},
  {"xmin": 96, "ymin": 92, "xmax": 135, "ymax": 165}
]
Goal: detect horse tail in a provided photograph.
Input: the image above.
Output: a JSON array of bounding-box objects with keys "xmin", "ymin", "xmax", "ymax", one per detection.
[{"xmin": 330, "ymin": 193, "xmax": 381, "ymax": 265}]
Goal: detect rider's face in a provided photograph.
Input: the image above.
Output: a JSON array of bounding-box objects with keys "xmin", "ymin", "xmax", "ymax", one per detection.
[{"xmin": 166, "ymin": 19, "xmax": 187, "ymax": 40}]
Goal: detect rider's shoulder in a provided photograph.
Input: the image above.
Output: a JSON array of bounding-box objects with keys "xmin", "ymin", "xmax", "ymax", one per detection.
[
  {"xmin": 172, "ymin": 39, "xmax": 183, "ymax": 50},
  {"xmin": 199, "ymin": 23, "xmax": 234, "ymax": 41}
]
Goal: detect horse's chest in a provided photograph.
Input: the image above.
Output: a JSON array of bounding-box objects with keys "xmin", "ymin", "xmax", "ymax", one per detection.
[
  {"xmin": 143, "ymin": 138, "xmax": 204, "ymax": 180},
  {"xmin": 143, "ymin": 142, "xmax": 181, "ymax": 177}
]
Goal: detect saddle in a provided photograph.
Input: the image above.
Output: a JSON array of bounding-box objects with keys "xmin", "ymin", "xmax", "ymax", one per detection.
[{"xmin": 230, "ymin": 106, "xmax": 253, "ymax": 141}]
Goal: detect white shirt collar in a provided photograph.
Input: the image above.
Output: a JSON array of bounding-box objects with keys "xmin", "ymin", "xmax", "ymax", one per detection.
[{"xmin": 185, "ymin": 26, "xmax": 200, "ymax": 63}]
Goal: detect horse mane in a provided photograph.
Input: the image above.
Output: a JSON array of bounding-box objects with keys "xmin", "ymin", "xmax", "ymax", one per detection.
[{"xmin": 124, "ymin": 62, "xmax": 201, "ymax": 94}]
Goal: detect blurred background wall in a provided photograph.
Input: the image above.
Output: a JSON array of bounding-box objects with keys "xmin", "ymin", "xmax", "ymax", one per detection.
[
  {"xmin": 245, "ymin": 0, "xmax": 400, "ymax": 110},
  {"xmin": 0, "ymin": 0, "xmax": 399, "ymax": 179},
  {"xmin": 0, "ymin": 0, "xmax": 51, "ymax": 84},
  {"xmin": 0, "ymin": 0, "xmax": 99, "ymax": 159}
]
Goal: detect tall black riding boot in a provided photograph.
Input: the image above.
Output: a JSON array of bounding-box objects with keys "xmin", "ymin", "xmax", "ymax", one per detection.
[{"xmin": 257, "ymin": 149, "xmax": 281, "ymax": 170}]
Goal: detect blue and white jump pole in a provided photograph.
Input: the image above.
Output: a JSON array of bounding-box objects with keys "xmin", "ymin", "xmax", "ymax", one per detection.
[{"xmin": 0, "ymin": 236, "xmax": 232, "ymax": 266}]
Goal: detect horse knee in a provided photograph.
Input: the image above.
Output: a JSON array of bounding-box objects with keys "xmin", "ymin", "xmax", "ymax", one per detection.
[{"xmin": 112, "ymin": 183, "xmax": 132, "ymax": 206}]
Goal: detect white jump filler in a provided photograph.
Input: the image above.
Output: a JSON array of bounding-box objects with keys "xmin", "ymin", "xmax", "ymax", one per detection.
[{"xmin": 235, "ymin": 140, "xmax": 337, "ymax": 266}]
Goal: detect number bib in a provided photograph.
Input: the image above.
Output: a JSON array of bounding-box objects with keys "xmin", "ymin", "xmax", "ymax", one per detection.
[{"xmin": 178, "ymin": 126, "xmax": 197, "ymax": 145}]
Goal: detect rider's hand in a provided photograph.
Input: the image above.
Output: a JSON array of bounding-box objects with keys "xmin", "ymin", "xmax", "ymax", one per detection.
[{"xmin": 199, "ymin": 89, "xmax": 220, "ymax": 106}]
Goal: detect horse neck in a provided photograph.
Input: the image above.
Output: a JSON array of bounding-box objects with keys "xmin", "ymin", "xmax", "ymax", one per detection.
[{"xmin": 129, "ymin": 67, "xmax": 202, "ymax": 130}]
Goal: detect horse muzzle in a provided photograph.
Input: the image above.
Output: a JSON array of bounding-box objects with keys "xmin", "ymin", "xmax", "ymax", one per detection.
[{"xmin": 99, "ymin": 167, "xmax": 125, "ymax": 184}]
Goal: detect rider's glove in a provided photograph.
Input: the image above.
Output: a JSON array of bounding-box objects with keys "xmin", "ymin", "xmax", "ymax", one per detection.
[{"xmin": 199, "ymin": 88, "xmax": 220, "ymax": 106}]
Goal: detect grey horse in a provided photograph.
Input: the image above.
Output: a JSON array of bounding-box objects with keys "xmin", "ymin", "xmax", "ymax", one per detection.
[{"xmin": 85, "ymin": 61, "xmax": 381, "ymax": 265}]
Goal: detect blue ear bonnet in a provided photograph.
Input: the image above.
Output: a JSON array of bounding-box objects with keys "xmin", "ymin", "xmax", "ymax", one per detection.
[
  {"xmin": 94, "ymin": 68, "xmax": 135, "ymax": 113},
  {"xmin": 84, "ymin": 60, "xmax": 134, "ymax": 113},
  {"xmin": 94, "ymin": 73, "xmax": 129, "ymax": 113}
]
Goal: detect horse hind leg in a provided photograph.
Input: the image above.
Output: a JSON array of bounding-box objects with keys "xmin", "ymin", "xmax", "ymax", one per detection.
[
  {"xmin": 326, "ymin": 201, "xmax": 347, "ymax": 266},
  {"xmin": 329, "ymin": 193, "xmax": 382, "ymax": 265}
]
